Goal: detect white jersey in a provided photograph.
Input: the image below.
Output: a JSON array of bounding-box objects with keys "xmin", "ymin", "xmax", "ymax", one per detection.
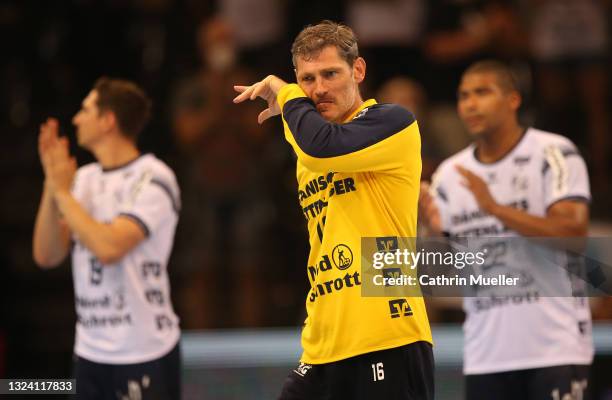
[
  {"xmin": 431, "ymin": 128, "xmax": 593, "ymax": 374},
  {"xmin": 70, "ymin": 153, "xmax": 181, "ymax": 364}
]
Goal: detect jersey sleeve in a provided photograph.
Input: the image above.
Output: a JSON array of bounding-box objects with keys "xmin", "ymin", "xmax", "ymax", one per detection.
[
  {"xmin": 277, "ymin": 83, "xmax": 420, "ymax": 173},
  {"xmin": 117, "ymin": 169, "xmax": 181, "ymax": 237},
  {"xmin": 430, "ymin": 167, "xmax": 452, "ymax": 233},
  {"xmin": 542, "ymin": 142, "xmax": 591, "ymax": 209}
]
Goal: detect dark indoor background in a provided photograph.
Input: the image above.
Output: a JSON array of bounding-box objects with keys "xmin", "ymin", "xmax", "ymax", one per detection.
[{"xmin": 1, "ymin": 0, "xmax": 611, "ymax": 391}]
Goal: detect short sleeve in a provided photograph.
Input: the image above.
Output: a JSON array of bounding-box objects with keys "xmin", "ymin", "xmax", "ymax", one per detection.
[
  {"xmin": 542, "ymin": 144, "xmax": 591, "ymax": 209},
  {"xmin": 117, "ymin": 170, "xmax": 180, "ymax": 237}
]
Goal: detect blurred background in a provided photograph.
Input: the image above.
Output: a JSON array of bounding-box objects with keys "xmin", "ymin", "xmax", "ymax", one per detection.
[{"xmin": 0, "ymin": 0, "xmax": 611, "ymax": 398}]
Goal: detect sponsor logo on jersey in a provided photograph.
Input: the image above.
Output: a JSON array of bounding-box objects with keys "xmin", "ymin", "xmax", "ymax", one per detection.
[
  {"xmin": 308, "ymin": 272, "xmax": 361, "ymax": 302},
  {"xmin": 332, "ymin": 244, "xmax": 353, "ymax": 270},
  {"xmin": 145, "ymin": 289, "xmax": 165, "ymax": 305},
  {"xmin": 388, "ymin": 299, "xmax": 413, "ymax": 318},
  {"xmin": 298, "ymin": 173, "xmax": 358, "ymax": 220},
  {"xmin": 298, "ymin": 173, "xmax": 335, "ymax": 202},
  {"xmin": 142, "ymin": 261, "xmax": 162, "ymax": 279},
  {"xmin": 513, "ymin": 156, "xmax": 531, "ymax": 165},
  {"xmin": 308, "ymin": 254, "xmax": 333, "ymax": 281},
  {"xmin": 451, "ymin": 199, "xmax": 529, "ymax": 227},
  {"xmin": 155, "ymin": 314, "xmax": 174, "ymax": 331},
  {"xmin": 76, "ymin": 295, "xmax": 112, "ymax": 310},
  {"xmin": 472, "ymin": 291, "xmax": 540, "ymax": 312},
  {"xmin": 382, "ymin": 268, "xmax": 403, "ymax": 287},
  {"xmin": 376, "ymin": 236, "xmax": 399, "ymax": 253},
  {"xmin": 77, "ymin": 313, "xmax": 133, "ymax": 328}
]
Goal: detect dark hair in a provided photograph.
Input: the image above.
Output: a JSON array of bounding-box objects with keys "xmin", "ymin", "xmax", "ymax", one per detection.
[
  {"xmin": 291, "ymin": 20, "xmax": 359, "ymax": 68},
  {"xmin": 93, "ymin": 77, "xmax": 152, "ymax": 140},
  {"xmin": 462, "ymin": 60, "xmax": 520, "ymax": 93}
]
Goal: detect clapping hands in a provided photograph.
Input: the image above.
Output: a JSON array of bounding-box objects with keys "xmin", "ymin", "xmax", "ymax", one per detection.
[{"xmin": 38, "ymin": 118, "xmax": 77, "ymax": 196}]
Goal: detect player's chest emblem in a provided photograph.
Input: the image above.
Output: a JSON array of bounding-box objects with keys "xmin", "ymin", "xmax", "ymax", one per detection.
[{"xmin": 511, "ymin": 175, "xmax": 529, "ymax": 192}]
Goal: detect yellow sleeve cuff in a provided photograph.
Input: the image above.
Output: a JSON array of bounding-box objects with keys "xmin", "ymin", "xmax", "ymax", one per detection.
[{"xmin": 277, "ymin": 83, "xmax": 308, "ymax": 111}]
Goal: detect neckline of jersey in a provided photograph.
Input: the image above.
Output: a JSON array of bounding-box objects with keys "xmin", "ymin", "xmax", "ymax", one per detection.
[
  {"xmin": 471, "ymin": 127, "xmax": 529, "ymax": 166},
  {"xmin": 343, "ymin": 99, "xmax": 377, "ymax": 123},
  {"xmin": 101, "ymin": 153, "xmax": 147, "ymax": 173}
]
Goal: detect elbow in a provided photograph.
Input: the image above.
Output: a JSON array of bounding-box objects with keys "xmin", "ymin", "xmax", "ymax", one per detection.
[
  {"xmin": 572, "ymin": 225, "xmax": 589, "ymax": 238},
  {"xmin": 90, "ymin": 234, "xmax": 140, "ymax": 265},
  {"xmin": 95, "ymin": 248, "xmax": 126, "ymax": 266},
  {"xmin": 32, "ymin": 233, "xmax": 69, "ymax": 269},
  {"xmin": 565, "ymin": 219, "xmax": 589, "ymax": 238},
  {"xmin": 96, "ymin": 254, "xmax": 119, "ymax": 266},
  {"xmin": 33, "ymin": 251, "xmax": 64, "ymax": 269}
]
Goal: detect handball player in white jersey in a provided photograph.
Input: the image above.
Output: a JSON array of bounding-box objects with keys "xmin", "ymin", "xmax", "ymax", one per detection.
[
  {"xmin": 420, "ymin": 60, "xmax": 593, "ymax": 400},
  {"xmin": 33, "ymin": 78, "xmax": 181, "ymax": 399}
]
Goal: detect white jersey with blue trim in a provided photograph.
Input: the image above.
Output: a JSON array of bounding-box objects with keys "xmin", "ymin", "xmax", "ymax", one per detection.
[
  {"xmin": 431, "ymin": 127, "xmax": 593, "ymax": 374},
  {"xmin": 70, "ymin": 153, "xmax": 180, "ymax": 364}
]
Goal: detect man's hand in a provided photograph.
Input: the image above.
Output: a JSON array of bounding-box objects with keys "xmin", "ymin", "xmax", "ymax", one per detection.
[
  {"xmin": 46, "ymin": 132, "xmax": 77, "ymax": 196},
  {"xmin": 419, "ymin": 182, "xmax": 442, "ymax": 235},
  {"xmin": 38, "ymin": 118, "xmax": 60, "ymax": 181},
  {"xmin": 33, "ymin": 118, "xmax": 73, "ymax": 268},
  {"xmin": 233, "ymin": 75, "xmax": 288, "ymax": 124},
  {"xmin": 455, "ymin": 165, "xmax": 498, "ymax": 214}
]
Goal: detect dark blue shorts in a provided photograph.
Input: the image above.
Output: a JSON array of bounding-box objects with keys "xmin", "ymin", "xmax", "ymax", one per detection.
[
  {"xmin": 73, "ymin": 343, "xmax": 181, "ymax": 400},
  {"xmin": 466, "ymin": 364, "xmax": 590, "ymax": 400}
]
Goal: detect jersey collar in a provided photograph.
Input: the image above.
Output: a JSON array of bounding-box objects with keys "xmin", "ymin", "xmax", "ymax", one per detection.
[
  {"xmin": 102, "ymin": 153, "xmax": 146, "ymax": 173},
  {"xmin": 343, "ymin": 99, "xmax": 377, "ymax": 123},
  {"xmin": 472, "ymin": 127, "xmax": 530, "ymax": 165}
]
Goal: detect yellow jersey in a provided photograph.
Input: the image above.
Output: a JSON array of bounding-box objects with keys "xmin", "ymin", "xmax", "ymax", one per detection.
[{"xmin": 277, "ymin": 83, "xmax": 432, "ymax": 364}]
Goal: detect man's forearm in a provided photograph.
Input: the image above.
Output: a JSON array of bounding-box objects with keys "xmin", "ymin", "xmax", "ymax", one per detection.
[
  {"xmin": 33, "ymin": 185, "xmax": 70, "ymax": 267},
  {"xmin": 491, "ymin": 204, "xmax": 586, "ymax": 237},
  {"xmin": 53, "ymin": 190, "xmax": 125, "ymax": 265}
]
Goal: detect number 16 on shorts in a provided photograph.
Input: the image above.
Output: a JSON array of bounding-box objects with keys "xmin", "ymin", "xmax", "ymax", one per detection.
[{"xmin": 372, "ymin": 362, "xmax": 385, "ymax": 381}]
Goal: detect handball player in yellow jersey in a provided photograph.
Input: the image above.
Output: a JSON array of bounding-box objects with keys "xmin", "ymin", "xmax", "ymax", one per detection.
[{"xmin": 234, "ymin": 20, "xmax": 433, "ymax": 400}]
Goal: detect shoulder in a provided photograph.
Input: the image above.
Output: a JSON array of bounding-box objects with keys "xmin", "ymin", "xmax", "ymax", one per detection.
[
  {"xmin": 75, "ymin": 162, "xmax": 100, "ymax": 181},
  {"xmin": 77, "ymin": 161, "xmax": 100, "ymax": 173},
  {"xmin": 125, "ymin": 155, "xmax": 180, "ymax": 199},
  {"xmin": 360, "ymin": 103, "xmax": 416, "ymax": 131},
  {"xmin": 527, "ymin": 128, "xmax": 579, "ymax": 154},
  {"xmin": 525, "ymin": 129, "xmax": 585, "ymax": 176},
  {"xmin": 135, "ymin": 155, "xmax": 181, "ymax": 210},
  {"xmin": 136, "ymin": 154, "xmax": 178, "ymax": 182}
]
